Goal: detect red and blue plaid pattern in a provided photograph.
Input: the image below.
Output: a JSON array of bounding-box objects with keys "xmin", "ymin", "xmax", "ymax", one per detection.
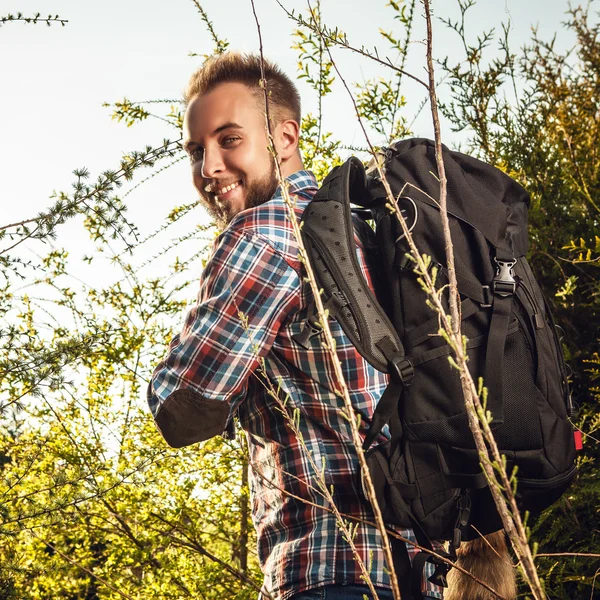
[{"xmin": 149, "ymin": 171, "xmax": 443, "ymax": 600}]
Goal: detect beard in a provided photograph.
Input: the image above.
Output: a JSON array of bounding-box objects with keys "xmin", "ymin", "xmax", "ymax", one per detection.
[{"xmin": 199, "ymin": 167, "xmax": 279, "ymax": 230}]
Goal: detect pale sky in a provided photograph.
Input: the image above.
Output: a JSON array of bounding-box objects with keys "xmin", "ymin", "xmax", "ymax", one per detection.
[{"xmin": 0, "ymin": 0, "xmax": 578, "ymax": 286}]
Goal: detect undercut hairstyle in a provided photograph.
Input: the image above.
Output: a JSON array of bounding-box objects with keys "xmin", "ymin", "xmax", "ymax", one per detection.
[{"xmin": 183, "ymin": 52, "xmax": 301, "ymax": 126}]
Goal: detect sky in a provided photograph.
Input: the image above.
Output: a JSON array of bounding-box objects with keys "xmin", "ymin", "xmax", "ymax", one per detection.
[{"xmin": 0, "ymin": 0, "xmax": 581, "ymax": 286}]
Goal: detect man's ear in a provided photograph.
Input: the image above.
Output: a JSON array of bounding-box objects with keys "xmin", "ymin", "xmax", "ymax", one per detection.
[{"xmin": 274, "ymin": 118, "xmax": 300, "ymax": 161}]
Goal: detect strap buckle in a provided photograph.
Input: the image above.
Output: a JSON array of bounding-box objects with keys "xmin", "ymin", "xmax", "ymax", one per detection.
[
  {"xmin": 428, "ymin": 554, "xmax": 453, "ymax": 588},
  {"xmin": 492, "ymin": 257, "xmax": 517, "ymax": 297},
  {"xmin": 390, "ymin": 355, "xmax": 414, "ymax": 385},
  {"xmin": 292, "ymin": 318, "xmax": 322, "ymax": 349}
]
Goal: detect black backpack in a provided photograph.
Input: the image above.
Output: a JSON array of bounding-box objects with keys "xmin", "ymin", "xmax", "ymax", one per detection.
[{"xmin": 299, "ymin": 137, "xmax": 578, "ymax": 595}]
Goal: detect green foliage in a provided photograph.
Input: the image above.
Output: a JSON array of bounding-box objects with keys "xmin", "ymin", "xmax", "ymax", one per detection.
[
  {"xmin": 356, "ymin": 0, "xmax": 416, "ymax": 143},
  {"xmin": 105, "ymin": 98, "xmax": 151, "ymax": 128},
  {"xmin": 0, "ymin": 241, "xmax": 259, "ymax": 596},
  {"xmin": 0, "ymin": 140, "xmax": 180, "ymax": 271},
  {"xmin": 3, "ymin": 1, "xmax": 599, "ymax": 597},
  {"xmin": 292, "ymin": 3, "xmax": 335, "ymax": 97},
  {"xmin": 188, "ymin": 0, "xmax": 230, "ymax": 57},
  {"xmin": 103, "ymin": 99, "xmax": 184, "ymax": 130},
  {"xmin": 298, "ymin": 114, "xmax": 342, "ymax": 181},
  {"xmin": 355, "ymin": 76, "xmax": 410, "ymax": 140}
]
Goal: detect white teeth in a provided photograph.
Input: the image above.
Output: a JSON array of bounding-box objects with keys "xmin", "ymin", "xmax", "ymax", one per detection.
[{"xmin": 215, "ymin": 181, "xmax": 240, "ymax": 196}]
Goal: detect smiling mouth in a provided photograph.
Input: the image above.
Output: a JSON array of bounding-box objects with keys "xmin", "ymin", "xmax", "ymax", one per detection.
[{"xmin": 205, "ymin": 180, "xmax": 242, "ymax": 198}]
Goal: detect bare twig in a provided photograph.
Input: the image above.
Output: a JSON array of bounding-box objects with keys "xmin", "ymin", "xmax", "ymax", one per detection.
[
  {"xmin": 536, "ymin": 552, "xmax": 600, "ymax": 558},
  {"xmin": 311, "ymin": 1, "xmax": 325, "ymax": 157},
  {"xmin": 249, "ymin": 1, "xmax": 401, "ymax": 596},
  {"xmin": 423, "ymin": 0, "xmax": 461, "ymax": 334},
  {"xmin": 389, "ymin": 0, "xmax": 417, "ymax": 142},
  {"xmin": 0, "ymin": 13, "xmax": 68, "ymax": 26},
  {"xmin": 277, "ymin": 1, "xmax": 429, "ymax": 90},
  {"xmin": 421, "ymin": 1, "xmax": 544, "ymax": 597}
]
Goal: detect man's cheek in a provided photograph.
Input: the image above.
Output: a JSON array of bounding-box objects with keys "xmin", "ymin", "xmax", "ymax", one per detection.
[{"xmin": 191, "ymin": 166, "xmax": 205, "ymax": 192}]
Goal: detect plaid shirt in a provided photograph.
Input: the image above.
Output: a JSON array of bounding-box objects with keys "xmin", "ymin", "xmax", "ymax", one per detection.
[{"xmin": 148, "ymin": 171, "xmax": 443, "ymax": 600}]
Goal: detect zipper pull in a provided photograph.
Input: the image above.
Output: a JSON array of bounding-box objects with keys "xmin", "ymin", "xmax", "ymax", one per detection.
[
  {"xmin": 567, "ymin": 391, "xmax": 573, "ymax": 417},
  {"xmin": 517, "ymin": 279, "xmax": 545, "ymax": 330},
  {"xmin": 452, "ymin": 491, "xmax": 472, "ymax": 549}
]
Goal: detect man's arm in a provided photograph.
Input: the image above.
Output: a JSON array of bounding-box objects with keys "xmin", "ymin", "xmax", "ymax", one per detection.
[{"xmin": 147, "ymin": 228, "xmax": 300, "ymax": 447}]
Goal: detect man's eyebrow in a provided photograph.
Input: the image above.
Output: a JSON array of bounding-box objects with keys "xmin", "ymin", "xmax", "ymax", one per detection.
[
  {"xmin": 213, "ymin": 121, "xmax": 243, "ymax": 134},
  {"xmin": 183, "ymin": 122, "xmax": 243, "ymax": 153}
]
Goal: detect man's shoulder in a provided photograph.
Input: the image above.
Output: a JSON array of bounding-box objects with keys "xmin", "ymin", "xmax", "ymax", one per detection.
[{"xmin": 225, "ymin": 170, "xmax": 318, "ymax": 264}]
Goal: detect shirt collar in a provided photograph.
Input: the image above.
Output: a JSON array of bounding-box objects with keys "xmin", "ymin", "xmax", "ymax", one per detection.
[{"xmin": 272, "ymin": 170, "xmax": 318, "ymax": 201}]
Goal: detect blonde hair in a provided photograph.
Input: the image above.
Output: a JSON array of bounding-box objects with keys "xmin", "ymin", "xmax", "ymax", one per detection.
[{"xmin": 183, "ymin": 52, "xmax": 301, "ymax": 125}]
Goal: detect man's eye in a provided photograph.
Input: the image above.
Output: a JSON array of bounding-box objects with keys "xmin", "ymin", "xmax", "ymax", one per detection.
[
  {"xmin": 189, "ymin": 148, "xmax": 203, "ymax": 162},
  {"xmin": 222, "ymin": 136, "xmax": 240, "ymax": 146}
]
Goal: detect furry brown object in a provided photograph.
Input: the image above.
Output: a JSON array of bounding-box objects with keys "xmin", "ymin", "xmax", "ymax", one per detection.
[{"xmin": 445, "ymin": 531, "xmax": 517, "ymax": 600}]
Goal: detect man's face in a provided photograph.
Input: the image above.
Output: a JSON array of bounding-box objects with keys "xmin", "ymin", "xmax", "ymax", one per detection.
[{"xmin": 183, "ymin": 82, "xmax": 278, "ymax": 228}]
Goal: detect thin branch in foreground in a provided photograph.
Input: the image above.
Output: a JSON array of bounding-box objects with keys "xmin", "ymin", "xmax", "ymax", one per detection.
[
  {"xmin": 249, "ymin": 0, "xmax": 403, "ymax": 596},
  {"xmin": 535, "ymin": 552, "xmax": 600, "ymax": 558},
  {"xmin": 422, "ymin": 1, "xmax": 544, "ymax": 598},
  {"xmin": 422, "ymin": 0, "xmax": 460, "ymax": 335},
  {"xmin": 0, "ymin": 13, "xmax": 68, "ymax": 26},
  {"xmin": 189, "ymin": 0, "xmax": 229, "ymax": 54},
  {"xmin": 246, "ymin": 355, "xmax": 383, "ymax": 600},
  {"xmin": 301, "ymin": 1, "xmax": 523, "ymax": 598}
]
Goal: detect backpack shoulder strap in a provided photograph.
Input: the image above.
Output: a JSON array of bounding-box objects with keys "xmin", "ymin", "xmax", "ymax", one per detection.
[{"xmin": 300, "ymin": 157, "xmax": 405, "ymax": 376}]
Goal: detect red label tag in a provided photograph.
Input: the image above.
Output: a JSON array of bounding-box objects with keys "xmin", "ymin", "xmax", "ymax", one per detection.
[{"xmin": 574, "ymin": 430, "xmax": 583, "ymax": 451}]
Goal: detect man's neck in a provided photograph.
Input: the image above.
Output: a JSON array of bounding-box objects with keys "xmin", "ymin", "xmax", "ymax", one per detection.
[{"xmin": 281, "ymin": 153, "xmax": 304, "ymax": 178}]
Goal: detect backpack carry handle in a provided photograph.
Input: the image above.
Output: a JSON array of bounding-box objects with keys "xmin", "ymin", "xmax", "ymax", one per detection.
[{"xmin": 313, "ymin": 156, "xmax": 372, "ymax": 207}]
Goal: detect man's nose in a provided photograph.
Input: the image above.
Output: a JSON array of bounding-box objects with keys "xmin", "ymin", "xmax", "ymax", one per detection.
[{"xmin": 201, "ymin": 148, "xmax": 225, "ymax": 179}]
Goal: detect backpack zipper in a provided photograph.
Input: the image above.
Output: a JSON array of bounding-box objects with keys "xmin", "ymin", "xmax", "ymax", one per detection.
[
  {"xmin": 519, "ymin": 265, "xmax": 573, "ymax": 416},
  {"xmin": 543, "ymin": 295, "xmax": 575, "ymax": 417},
  {"xmin": 513, "ymin": 309, "xmax": 538, "ymax": 373},
  {"xmin": 516, "ymin": 279, "xmax": 545, "ymax": 330},
  {"xmin": 517, "ymin": 280, "xmax": 575, "ymax": 417}
]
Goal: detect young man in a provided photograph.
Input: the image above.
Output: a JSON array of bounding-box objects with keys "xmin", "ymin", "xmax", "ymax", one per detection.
[{"xmin": 147, "ymin": 52, "xmax": 443, "ymax": 600}]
